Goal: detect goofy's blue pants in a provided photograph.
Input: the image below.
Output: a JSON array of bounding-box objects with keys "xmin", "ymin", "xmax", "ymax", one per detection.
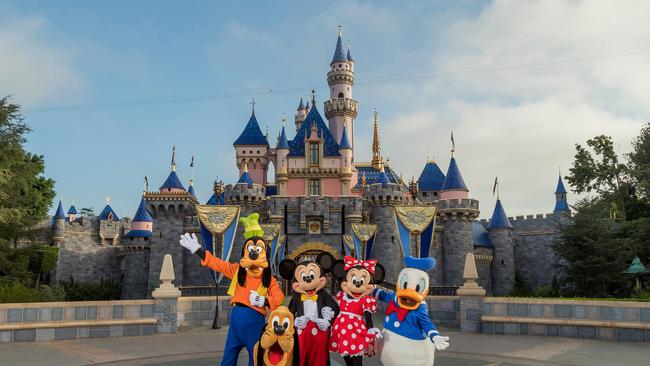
[{"xmin": 221, "ymin": 305, "xmax": 266, "ymax": 366}]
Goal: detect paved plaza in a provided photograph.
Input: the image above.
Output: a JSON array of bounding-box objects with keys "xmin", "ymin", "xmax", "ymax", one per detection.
[{"xmin": 1, "ymin": 326, "xmax": 649, "ymax": 366}]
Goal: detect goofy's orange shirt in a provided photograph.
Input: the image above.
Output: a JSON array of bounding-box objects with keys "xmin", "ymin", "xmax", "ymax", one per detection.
[{"xmin": 200, "ymin": 251, "xmax": 283, "ymax": 316}]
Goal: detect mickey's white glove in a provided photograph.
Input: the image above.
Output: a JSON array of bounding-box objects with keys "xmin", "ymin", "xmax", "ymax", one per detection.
[
  {"xmin": 249, "ymin": 290, "xmax": 265, "ymax": 308},
  {"xmin": 315, "ymin": 318, "xmax": 330, "ymax": 331},
  {"xmin": 321, "ymin": 306, "xmax": 335, "ymax": 321},
  {"xmin": 367, "ymin": 327, "xmax": 383, "ymax": 339},
  {"xmin": 294, "ymin": 315, "xmax": 308, "ymax": 330},
  {"xmin": 431, "ymin": 335, "xmax": 450, "ymax": 350},
  {"xmin": 179, "ymin": 233, "xmax": 201, "ymax": 253}
]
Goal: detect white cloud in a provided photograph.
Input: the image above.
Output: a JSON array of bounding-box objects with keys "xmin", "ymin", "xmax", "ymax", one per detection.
[{"xmin": 0, "ymin": 16, "xmax": 84, "ymax": 105}]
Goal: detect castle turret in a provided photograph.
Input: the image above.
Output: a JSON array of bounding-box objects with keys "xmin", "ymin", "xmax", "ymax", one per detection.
[
  {"xmin": 98, "ymin": 199, "xmax": 120, "ymax": 221},
  {"xmin": 52, "ymin": 199, "xmax": 66, "ymax": 244},
  {"xmin": 160, "ymin": 146, "xmax": 186, "ymax": 193},
  {"xmin": 553, "ymin": 174, "xmax": 570, "ymax": 213},
  {"xmin": 417, "ymin": 159, "xmax": 446, "ymax": 202},
  {"xmin": 234, "ymin": 105, "xmax": 270, "ymax": 185},
  {"xmin": 67, "ymin": 204, "xmax": 78, "ymax": 222},
  {"xmin": 276, "ymin": 126, "xmax": 290, "ymax": 195},
  {"xmin": 324, "ymin": 27, "xmax": 358, "ymax": 149},
  {"xmin": 295, "ymin": 98, "xmax": 307, "ymax": 131},
  {"xmin": 440, "ymin": 152, "xmax": 469, "ymax": 201},
  {"xmin": 126, "ymin": 196, "xmax": 154, "ymax": 238},
  {"xmin": 339, "ymin": 126, "xmax": 353, "ymax": 194},
  {"xmin": 488, "ymin": 198, "xmax": 515, "ymax": 295},
  {"xmin": 371, "ymin": 111, "xmax": 382, "ymax": 171}
]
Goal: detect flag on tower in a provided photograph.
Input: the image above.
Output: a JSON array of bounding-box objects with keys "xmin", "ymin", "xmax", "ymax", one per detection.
[
  {"xmin": 190, "ymin": 155, "xmax": 194, "ymax": 168},
  {"xmin": 451, "ymin": 131, "xmax": 455, "ymax": 150},
  {"xmin": 144, "ymin": 176, "xmax": 149, "ymax": 192},
  {"xmin": 493, "ymin": 176, "xmax": 499, "ymax": 196}
]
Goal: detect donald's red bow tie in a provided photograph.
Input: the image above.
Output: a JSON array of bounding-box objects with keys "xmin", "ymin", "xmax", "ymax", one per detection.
[{"xmin": 386, "ymin": 300, "xmax": 409, "ymax": 321}]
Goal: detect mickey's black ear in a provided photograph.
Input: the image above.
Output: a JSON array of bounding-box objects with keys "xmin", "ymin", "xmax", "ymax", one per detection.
[
  {"xmin": 331, "ymin": 260, "xmax": 347, "ymax": 280},
  {"xmin": 316, "ymin": 253, "xmax": 335, "ymax": 274},
  {"xmin": 278, "ymin": 259, "xmax": 297, "ymax": 280},
  {"xmin": 372, "ymin": 264, "xmax": 386, "ymax": 284}
]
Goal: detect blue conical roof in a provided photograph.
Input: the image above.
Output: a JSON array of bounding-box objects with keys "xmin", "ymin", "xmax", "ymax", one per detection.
[
  {"xmin": 207, "ymin": 192, "xmax": 225, "ymax": 205},
  {"xmin": 298, "ymin": 97, "xmax": 305, "ymax": 110},
  {"xmin": 331, "ymin": 33, "xmax": 347, "ymax": 64},
  {"xmin": 418, "ymin": 161, "xmax": 446, "ymax": 191},
  {"xmin": 555, "ymin": 175, "xmax": 567, "ymax": 194},
  {"xmin": 277, "ymin": 126, "xmax": 290, "ymax": 150},
  {"xmin": 188, "ymin": 185, "xmax": 197, "ymax": 199},
  {"xmin": 237, "ymin": 171, "xmax": 254, "ymax": 188},
  {"xmin": 488, "ymin": 199, "xmax": 512, "ymax": 229},
  {"xmin": 379, "ymin": 169, "xmax": 391, "ymax": 187},
  {"xmin": 67, "ymin": 205, "xmax": 77, "ymax": 215},
  {"xmin": 339, "ymin": 126, "xmax": 352, "ymax": 150},
  {"xmin": 472, "ymin": 221, "xmax": 492, "ymax": 247},
  {"xmin": 233, "ymin": 112, "xmax": 269, "ymax": 146},
  {"xmin": 441, "ymin": 157, "xmax": 468, "ymax": 191},
  {"xmin": 288, "ymin": 105, "xmax": 340, "ymax": 157},
  {"xmin": 347, "ymin": 47, "xmax": 353, "ymax": 61},
  {"xmin": 54, "ymin": 200, "xmax": 65, "ymax": 219},
  {"xmin": 554, "ymin": 199, "xmax": 570, "ymax": 212},
  {"xmin": 159, "ymin": 170, "xmax": 185, "ymax": 191},
  {"xmin": 132, "ymin": 197, "xmax": 153, "ymax": 223},
  {"xmin": 98, "ymin": 205, "xmax": 120, "ymax": 221}
]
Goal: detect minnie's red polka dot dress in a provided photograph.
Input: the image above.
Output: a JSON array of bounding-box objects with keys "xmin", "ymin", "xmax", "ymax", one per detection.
[{"xmin": 329, "ymin": 290, "xmax": 378, "ymax": 356}]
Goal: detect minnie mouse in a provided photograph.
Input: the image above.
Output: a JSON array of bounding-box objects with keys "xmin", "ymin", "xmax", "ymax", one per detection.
[
  {"xmin": 329, "ymin": 256, "xmax": 385, "ymax": 366},
  {"xmin": 279, "ymin": 253, "xmax": 339, "ymax": 366}
]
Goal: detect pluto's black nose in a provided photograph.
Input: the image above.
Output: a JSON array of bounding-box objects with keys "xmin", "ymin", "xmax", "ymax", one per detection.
[{"xmin": 273, "ymin": 325, "xmax": 285, "ymax": 336}]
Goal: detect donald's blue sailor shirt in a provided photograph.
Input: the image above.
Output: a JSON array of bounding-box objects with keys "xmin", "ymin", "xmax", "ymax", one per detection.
[{"xmin": 374, "ymin": 288, "xmax": 439, "ymax": 341}]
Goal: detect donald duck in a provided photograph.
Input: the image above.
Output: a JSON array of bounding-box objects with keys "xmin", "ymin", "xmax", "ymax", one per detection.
[{"xmin": 373, "ymin": 256, "xmax": 449, "ymax": 366}]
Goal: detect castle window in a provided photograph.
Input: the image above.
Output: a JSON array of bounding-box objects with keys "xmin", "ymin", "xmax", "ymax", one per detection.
[
  {"xmin": 309, "ymin": 179, "xmax": 320, "ymax": 196},
  {"xmin": 309, "ymin": 142, "xmax": 319, "ymax": 166},
  {"xmin": 338, "ymin": 92, "xmax": 344, "ymax": 98}
]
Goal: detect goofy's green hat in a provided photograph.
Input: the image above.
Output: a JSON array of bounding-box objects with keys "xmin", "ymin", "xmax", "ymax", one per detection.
[{"xmin": 239, "ymin": 212, "xmax": 264, "ymax": 239}]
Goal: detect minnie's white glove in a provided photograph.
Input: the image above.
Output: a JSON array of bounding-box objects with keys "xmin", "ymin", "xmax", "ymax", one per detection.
[
  {"xmin": 179, "ymin": 233, "xmax": 201, "ymax": 253},
  {"xmin": 294, "ymin": 315, "xmax": 308, "ymax": 330},
  {"xmin": 315, "ymin": 318, "xmax": 330, "ymax": 331},
  {"xmin": 321, "ymin": 306, "xmax": 335, "ymax": 321},
  {"xmin": 249, "ymin": 290, "xmax": 265, "ymax": 308},
  {"xmin": 367, "ymin": 327, "xmax": 383, "ymax": 339},
  {"xmin": 431, "ymin": 335, "xmax": 450, "ymax": 350}
]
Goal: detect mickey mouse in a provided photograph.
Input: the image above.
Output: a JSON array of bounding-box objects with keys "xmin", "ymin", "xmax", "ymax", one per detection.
[
  {"xmin": 328, "ymin": 256, "xmax": 385, "ymax": 366},
  {"xmin": 279, "ymin": 253, "xmax": 339, "ymax": 366}
]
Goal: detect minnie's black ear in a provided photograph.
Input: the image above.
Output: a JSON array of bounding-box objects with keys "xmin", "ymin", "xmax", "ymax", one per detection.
[
  {"xmin": 372, "ymin": 264, "xmax": 386, "ymax": 284},
  {"xmin": 278, "ymin": 259, "xmax": 297, "ymax": 281},
  {"xmin": 331, "ymin": 260, "xmax": 347, "ymax": 280},
  {"xmin": 316, "ymin": 253, "xmax": 335, "ymax": 274}
]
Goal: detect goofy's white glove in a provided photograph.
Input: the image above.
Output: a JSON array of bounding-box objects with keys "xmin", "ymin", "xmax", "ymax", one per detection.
[
  {"xmin": 430, "ymin": 334, "xmax": 450, "ymax": 350},
  {"xmin": 368, "ymin": 327, "xmax": 383, "ymax": 339},
  {"xmin": 294, "ymin": 315, "xmax": 309, "ymax": 330},
  {"xmin": 315, "ymin": 318, "xmax": 330, "ymax": 331},
  {"xmin": 321, "ymin": 306, "xmax": 335, "ymax": 321},
  {"xmin": 249, "ymin": 290, "xmax": 266, "ymax": 308},
  {"xmin": 179, "ymin": 233, "xmax": 201, "ymax": 253}
]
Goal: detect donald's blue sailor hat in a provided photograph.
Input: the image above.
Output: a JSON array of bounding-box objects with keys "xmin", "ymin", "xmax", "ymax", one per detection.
[{"xmin": 404, "ymin": 256, "xmax": 436, "ymax": 272}]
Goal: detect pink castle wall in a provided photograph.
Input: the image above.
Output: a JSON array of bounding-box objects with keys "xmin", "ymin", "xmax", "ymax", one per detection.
[
  {"xmin": 287, "ymin": 178, "xmax": 305, "ymax": 196},
  {"xmin": 131, "ymin": 221, "xmax": 153, "ymax": 231},
  {"xmin": 440, "ymin": 190, "xmax": 469, "ymax": 200},
  {"xmin": 322, "ymin": 178, "xmax": 341, "ymax": 197}
]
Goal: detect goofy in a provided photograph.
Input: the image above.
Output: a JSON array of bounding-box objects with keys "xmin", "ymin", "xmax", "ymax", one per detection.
[{"xmin": 180, "ymin": 213, "xmax": 284, "ymax": 366}]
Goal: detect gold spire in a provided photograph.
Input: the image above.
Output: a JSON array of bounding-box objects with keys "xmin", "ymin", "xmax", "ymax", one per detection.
[
  {"xmin": 371, "ymin": 110, "xmax": 382, "ymax": 171},
  {"xmin": 243, "ymin": 161, "xmax": 248, "ymax": 173}
]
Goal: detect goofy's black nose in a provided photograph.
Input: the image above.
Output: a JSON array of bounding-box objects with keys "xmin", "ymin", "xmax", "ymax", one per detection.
[
  {"xmin": 273, "ymin": 325, "xmax": 285, "ymax": 336},
  {"xmin": 249, "ymin": 251, "xmax": 259, "ymax": 260}
]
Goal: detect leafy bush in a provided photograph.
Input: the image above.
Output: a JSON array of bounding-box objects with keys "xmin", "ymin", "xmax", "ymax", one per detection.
[
  {"xmin": 61, "ymin": 278, "xmax": 120, "ymax": 301},
  {"xmin": 0, "ymin": 282, "xmax": 66, "ymax": 303}
]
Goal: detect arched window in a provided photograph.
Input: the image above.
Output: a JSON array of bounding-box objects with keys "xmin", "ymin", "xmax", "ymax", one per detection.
[{"xmin": 338, "ymin": 93, "xmax": 344, "ymax": 98}]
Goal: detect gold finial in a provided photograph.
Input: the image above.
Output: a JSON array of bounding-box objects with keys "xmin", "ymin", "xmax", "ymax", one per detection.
[
  {"xmin": 371, "ymin": 110, "xmax": 382, "ymax": 171},
  {"xmin": 171, "ymin": 145, "xmax": 176, "ymax": 171},
  {"xmin": 361, "ymin": 172, "xmax": 367, "ymax": 186},
  {"xmin": 281, "ymin": 113, "xmax": 286, "ymax": 126},
  {"xmin": 243, "ymin": 161, "xmax": 248, "ymax": 173},
  {"xmin": 311, "ymin": 89, "xmax": 316, "ymax": 105},
  {"xmin": 250, "ymin": 98, "xmax": 256, "ymax": 114},
  {"xmin": 105, "ymin": 196, "xmax": 110, "ymax": 205}
]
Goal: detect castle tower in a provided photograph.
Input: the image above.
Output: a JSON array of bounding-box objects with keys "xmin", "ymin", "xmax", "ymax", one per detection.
[
  {"xmin": 121, "ymin": 190, "xmax": 154, "ymax": 299},
  {"xmin": 52, "ymin": 199, "xmax": 66, "ymax": 244},
  {"xmin": 234, "ymin": 105, "xmax": 270, "ymax": 185},
  {"xmin": 488, "ymin": 198, "xmax": 515, "ymax": 295},
  {"xmin": 98, "ymin": 198, "xmax": 120, "ymax": 221},
  {"xmin": 276, "ymin": 126, "xmax": 290, "ymax": 195},
  {"xmin": 324, "ymin": 27, "xmax": 358, "ymax": 149},
  {"xmin": 160, "ymin": 146, "xmax": 186, "ymax": 193},
  {"xmin": 417, "ymin": 159, "xmax": 446, "ymax": 202},
  {"xmin": 439, "ymin": 150, "xmax": 469, "ymax": 201},
  {"xmin": 339, "ymin": 126, "xmax": 353, "ymax": 194},
  {"xmin": 67, "ymin": 203, "xmax": 78, "ymax": 222},
  {"xmin": 371, "ymin": 111, "xmax": 382, "ymax": 171},
  {"xmin": 295, "ymin": 98, "xmax": 307, "ymax": 131},
  {"xmin": 126, "ymin": 196, "xmax": 154, "ymax": 238},
  {"xmin": 553, "ymin": 174, "xmax": 570, "ymax": 213}
]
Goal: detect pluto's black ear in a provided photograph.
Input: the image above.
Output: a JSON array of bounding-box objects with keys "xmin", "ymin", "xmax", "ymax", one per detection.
[
  {"xmin": 331, "ymin": 260, "xmax": 347, "ymax": 280},
  {"xmin": 316, "ymin": 253, "xmax": 335, "ymax": 274},
  {"xmin": 372, "ymin": 264, "xmax": 386, "ymax": 284},
  {"xmin": 278, "ymin": 259, "xmax": 297, "ymax": 281}
]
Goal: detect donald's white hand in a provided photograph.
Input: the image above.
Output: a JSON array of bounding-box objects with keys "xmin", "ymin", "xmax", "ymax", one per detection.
[
  {"xmin": 179, "ymin": 233, "xmax": 201, "ymax": 253},
  {"xmin": 431, "ymin": 335, "xmax": 450, "ymax": 350}
]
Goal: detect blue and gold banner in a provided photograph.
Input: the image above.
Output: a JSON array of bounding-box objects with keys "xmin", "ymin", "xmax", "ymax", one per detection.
[
  {"xmin": 196, "ymin": 205, "xmax": 240, "ymax": 284},
  {"xmin": 394, "ymin": 206, "xmax": 436, "ymax": 258},
  {"xmin": 350, "ymin": 223, "xmax": 378, "ymax": 260}
]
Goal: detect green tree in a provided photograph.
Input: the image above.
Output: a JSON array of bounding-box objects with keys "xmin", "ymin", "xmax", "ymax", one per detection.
[
  {"xmin": 629, "ymin": 122, "xmax": 650, "ymax": 199},
  {"xmin": 0, "ymin": 97, "xmax": 55, "ymax": 245}
]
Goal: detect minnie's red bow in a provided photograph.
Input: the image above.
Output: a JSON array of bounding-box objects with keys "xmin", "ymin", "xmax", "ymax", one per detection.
[{"xmin": 344, "ymin": 256, "xmax": 378, "ymax": 274}]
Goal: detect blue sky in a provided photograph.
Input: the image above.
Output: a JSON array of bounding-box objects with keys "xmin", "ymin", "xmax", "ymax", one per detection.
[{"xmin": 1, "ymin": 0, "xmax": 647, "ymax": 219}]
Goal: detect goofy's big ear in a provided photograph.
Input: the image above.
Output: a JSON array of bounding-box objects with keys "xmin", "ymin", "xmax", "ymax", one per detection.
[
  {"xmin": 372, "ymin": 264, "xmax": 386, "ymax": 284},
  {"xmin": 316, "ymin": 253, "xmax": 335, "ymax": 274},
  {"xmin": 278, "ymin": 259, "xmax": 297, "ymax": 281},
  {"xmin": 331, "ymin": 259, "xmax": 347, "ymax": 280}
]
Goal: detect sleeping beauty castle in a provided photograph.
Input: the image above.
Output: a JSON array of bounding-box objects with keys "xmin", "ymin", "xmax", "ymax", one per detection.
[{"xmin": 47, "ymin": 29, "xmax": 571, "ymax": 299}]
